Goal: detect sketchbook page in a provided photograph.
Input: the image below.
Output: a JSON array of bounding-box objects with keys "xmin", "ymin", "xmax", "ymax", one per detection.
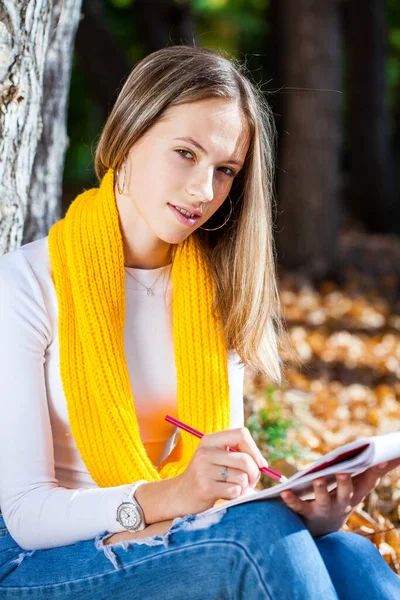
[
  {"xmin": 203, "ymin": 466, "xmax": 359, "ymax": 516},
  {"xmin": 203, "ymin": 441, "xmax": 373, "ymax": 515},
  {"xmin": 289, "ymin": 431, "xmax": 400, "ymax": 481},
  {"xmin": 202, "ymin": 431, "xmax": 400, "ymax": 517},
  {"xmin": 366, "ymin": 431, "xmax": 400, "ymax": 466},
  {"xmin": 287, "ymin": 438, "xmax": 373, "ymax": 482}
]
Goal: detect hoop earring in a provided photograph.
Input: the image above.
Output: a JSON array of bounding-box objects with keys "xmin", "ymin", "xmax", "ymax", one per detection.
[
  {"xmin": 116, "ymin": 156, "xmax": 127, "ymax": 194},
  {"xmin": 199, "ymin": 196, "xmax": 233, "ymax": 231}
]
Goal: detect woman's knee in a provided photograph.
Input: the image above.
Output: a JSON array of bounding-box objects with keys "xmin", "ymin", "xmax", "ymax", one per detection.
[
  {"xmin": 315, "ymin": 530, "xmax": 400, "ymax": 599},
  {"xmin": 316, "ymin": 530, "xmax": 380, "ymax": 563},
  {"xmin": 222, "ymin": 499, "xmax": 323, "ymax": 569},
  {"xmin": 233, "ymin": 499, "xmax": 308, "ymax": 539}
]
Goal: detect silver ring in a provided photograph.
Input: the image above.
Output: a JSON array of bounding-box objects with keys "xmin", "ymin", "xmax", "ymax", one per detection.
[{"xmin": 218, "ymin": 466, "xmax": 229, "ymax": 482}]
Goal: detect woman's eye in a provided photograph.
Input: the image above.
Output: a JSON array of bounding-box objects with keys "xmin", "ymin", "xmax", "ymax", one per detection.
[
  {"xmin": 219, "ymin": 167, "xmax": 236, "ymax": 178},
  {"xmin": 175, "ymin": 149, "xmax": 236, "ymax": 178},
  {"xmin": 176, "ymin": 149, "xmax": 194, "ymax": 160}
]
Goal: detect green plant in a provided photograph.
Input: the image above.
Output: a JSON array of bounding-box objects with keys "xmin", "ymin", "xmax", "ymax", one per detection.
[{"xmin": 247, "ymin": 386, "xmax": 305, "ymax": 487}]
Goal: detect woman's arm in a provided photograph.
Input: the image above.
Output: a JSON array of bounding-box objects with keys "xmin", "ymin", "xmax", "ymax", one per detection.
[
  {"xmin": 0, "ymin": 247, "xmax": 260, "ymax": 550},
  {"xmin": 0, "ymin": 249, "xmax": 136, "ymax": 550}
]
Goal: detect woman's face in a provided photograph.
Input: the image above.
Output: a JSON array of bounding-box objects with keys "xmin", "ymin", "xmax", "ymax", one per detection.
[{"xmin": 117, "ymin": 98, "xmax": 250, "ymax": 249}]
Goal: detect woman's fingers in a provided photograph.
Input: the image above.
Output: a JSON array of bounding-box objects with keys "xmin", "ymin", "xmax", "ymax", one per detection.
[
  {"xmin": 178, "ymin": 427, "xmax": 268, "ymax": 515},
  {"xmin": 212, "ymin": 480, "xmax": 249, "ymax": 500},
  {"xmin": 210, "ymin": 447, "xmax": 261, "ymax": 488},
  {"xmin": 201, "ymin": 427, "xmax": 268, "ymax": 470},
  {"xmin": 312, "ymin": 478, "xmax": 331, "ymax": 510},
  {"xmin": 280, "ymin": 491, "xmax": 309, "ymax": 516},
  {"xmin": 214, "ymin": 464, "xmax": 250, "ymax": 491},
  {"xmin": 280, "ymin": 475, "xmax": 358, "ymax": 538},
  {"xmin": 350, "ymin": 459, "xmax": 400, "ymax": 505},
  {"xmin": 335, "ymin": 473, "xmax": 354, "ymax": 509},
  {"xmin": 194, "ymin": 461, "xmax": 257, "ymax": 501},
  {"xmin": 281, "ymin": 476, "xmax": 353, "ymax": 519},
  {"xmin": 351, "ymin": 468, "xmax": 382, "ymax": 505}
]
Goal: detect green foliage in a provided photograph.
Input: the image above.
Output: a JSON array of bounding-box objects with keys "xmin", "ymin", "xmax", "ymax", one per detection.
[
  {"xmin": 191, "ymin": 0, "xmax": 269, "ymax": 62},
  {"xmin": 247, "ymin": 386, "xmax": 304, "ymax": 486},
  {"xmin": 64, "ymin": 0, "xmax": 400, "ymax": 193},
  {"xmin": 63, "ymin": 56, "xmax": 101, "ymax": 188},
  {"xmin": 387, "ymin": 0, "xmax": 400, "ymax": 114},
  {"xmin": 109, "ymin": 0, "xmax": 133, "ymax": 8}
]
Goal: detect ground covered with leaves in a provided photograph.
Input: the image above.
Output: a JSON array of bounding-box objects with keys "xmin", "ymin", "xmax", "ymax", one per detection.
[{"xmin": 244, "ymin": 227, "xmax": 400, "ymax": 573}]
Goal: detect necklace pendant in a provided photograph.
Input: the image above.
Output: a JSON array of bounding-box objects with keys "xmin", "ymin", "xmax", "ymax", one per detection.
[{"xmin": 147, "ymin": 288, "xmax": 153, "ymax": 296}]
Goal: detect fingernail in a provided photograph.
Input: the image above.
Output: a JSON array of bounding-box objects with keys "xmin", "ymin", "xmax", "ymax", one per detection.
[
  {"xmin": 261, "ymin": 457, "xmax": 269, "ymax": 468},
  {"xmin": 378, "ymin": 462, "xmax": 388, "ymax": 470}
]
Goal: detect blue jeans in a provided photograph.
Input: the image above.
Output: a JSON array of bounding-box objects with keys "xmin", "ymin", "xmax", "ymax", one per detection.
[{"xmin": 0, "ymin": 501, "xmax": 399, "ymax": 599}]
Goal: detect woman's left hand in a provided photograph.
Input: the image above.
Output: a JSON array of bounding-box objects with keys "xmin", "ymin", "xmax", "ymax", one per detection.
[{"xmin": 280, "ymin": 457, "xmax": 400, "ymax": 538}]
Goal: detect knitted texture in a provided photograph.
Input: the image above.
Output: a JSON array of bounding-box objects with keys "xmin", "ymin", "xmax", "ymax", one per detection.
[{"xmin": 48, "ymin": 168, "xmax": 230, "ymax": 487}]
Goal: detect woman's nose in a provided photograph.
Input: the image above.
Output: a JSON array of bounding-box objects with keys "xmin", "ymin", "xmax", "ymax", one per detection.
[{"xmin": 186, "ymin": 171, "xmax": 214, "ymax": 203}]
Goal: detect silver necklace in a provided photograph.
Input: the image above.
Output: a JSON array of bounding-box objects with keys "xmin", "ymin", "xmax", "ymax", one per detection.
[{"xmin": 125, "ymin": 267, "xmax": 167, "ymax": 296}]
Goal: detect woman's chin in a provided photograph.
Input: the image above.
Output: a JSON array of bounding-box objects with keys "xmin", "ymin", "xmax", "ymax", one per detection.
[{"xmin": 160, "ymin": 229, "xmax": 194, "ymax": 245}]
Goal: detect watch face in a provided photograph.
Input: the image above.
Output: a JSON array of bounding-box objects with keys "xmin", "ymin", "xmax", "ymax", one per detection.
[{"xmin": 117, "ymin": 502, "xmax": 140, "ymax": 529}]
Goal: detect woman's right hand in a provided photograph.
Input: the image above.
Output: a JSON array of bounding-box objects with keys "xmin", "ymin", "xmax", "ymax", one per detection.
[{"xmin": 173, "ymin": 427, "xmax": 269, "ymax": 515}]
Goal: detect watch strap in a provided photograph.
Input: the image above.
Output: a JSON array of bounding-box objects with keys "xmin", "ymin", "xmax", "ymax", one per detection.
[
  {"xmin": 116, "ymin": 479, "xmax": 148, "ymax": 531},
  {"xmin": 122, "ymin": 480, "xmax": 148, "ymax": 505}
]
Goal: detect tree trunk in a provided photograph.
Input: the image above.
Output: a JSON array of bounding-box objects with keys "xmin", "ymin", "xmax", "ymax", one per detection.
[
  {"xmin": 342, "ymin": 0, "xmax": 399, "ymax": 233},
  {"xmin": 275, "ymin": 0, "xmax": 342, "ymax": 279},
  {"xmin": 0, "ymin": 0, "xmax": 82, "ymax": 254},
  {"xmin": 269, "ymin": 0, "xmax": 286, "ymax": 146}
]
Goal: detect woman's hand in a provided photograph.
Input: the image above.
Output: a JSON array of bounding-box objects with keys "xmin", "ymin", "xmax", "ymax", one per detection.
[
  {"xmin": 173, "ymin": 427, "xmax": 268, "ymax": 516},
  {"xmin": 280, "ymin": 457, "xmax": 400, "ymax": 538}
]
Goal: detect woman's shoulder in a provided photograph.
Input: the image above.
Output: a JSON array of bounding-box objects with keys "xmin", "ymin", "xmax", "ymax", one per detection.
[
  {"xmin": 0, "ymin": 237, "xmax": 54, "ymax": 346},
  {"xmin": 0, "ymin": 236, "xmax": 51, "ymax": 288},
  {"xmin": 227, "ymin": 349, "xmax": 245, "ymax": 370}
]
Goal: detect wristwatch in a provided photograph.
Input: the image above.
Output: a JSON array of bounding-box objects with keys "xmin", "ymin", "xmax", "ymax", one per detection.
[{"xmin": 116, "ymin": 480, "xmax": 148, "ymax": 531}]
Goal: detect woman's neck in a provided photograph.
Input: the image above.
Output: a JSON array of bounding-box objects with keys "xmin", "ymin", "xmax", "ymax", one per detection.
[{"xmin": 117, "ymin": 195, "xmax": 173, "ymax": 269}]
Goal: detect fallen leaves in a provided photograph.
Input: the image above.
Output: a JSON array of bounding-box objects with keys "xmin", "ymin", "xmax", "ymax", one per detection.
[{"xmin": 244, "ymin": 227, "xmax": 400, "ymax": 572}]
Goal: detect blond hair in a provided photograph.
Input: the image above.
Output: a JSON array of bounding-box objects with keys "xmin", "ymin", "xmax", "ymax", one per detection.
[{"xmin": 95, "ymin": 46, "xmax": 287, "ymax": 384}]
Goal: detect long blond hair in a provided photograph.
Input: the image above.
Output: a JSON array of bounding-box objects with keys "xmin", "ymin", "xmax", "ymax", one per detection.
[{"xmin": 95, "ymin": 46, "xmax": 286, "ymax": 384}]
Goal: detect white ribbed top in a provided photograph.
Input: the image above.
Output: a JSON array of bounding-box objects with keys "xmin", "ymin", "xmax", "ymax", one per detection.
[{"xmin": 0, "ymin": 237, "xmax": 245, "ymax": 550}]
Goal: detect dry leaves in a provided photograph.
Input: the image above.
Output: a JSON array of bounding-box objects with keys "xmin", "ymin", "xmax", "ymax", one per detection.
[{"xmin": 245, "ymin": 227, "xmax": 400, "ymax": 573}]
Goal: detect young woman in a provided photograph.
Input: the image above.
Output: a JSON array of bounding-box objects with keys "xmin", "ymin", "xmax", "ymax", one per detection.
[{"xmin": 0, "ymin": 45, "xmax": 399, "ymax": 600}]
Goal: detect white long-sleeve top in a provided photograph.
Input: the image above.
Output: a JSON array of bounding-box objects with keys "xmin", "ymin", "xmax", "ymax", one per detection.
[{"xmin": 0, "ymin": 237, "xmax": 245, "ymax": 551}]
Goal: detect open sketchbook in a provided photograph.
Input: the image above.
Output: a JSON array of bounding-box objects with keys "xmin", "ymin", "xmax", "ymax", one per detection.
[{"xmin": 202, "ymin": 430, "xmax": 400, "ymax": 517}]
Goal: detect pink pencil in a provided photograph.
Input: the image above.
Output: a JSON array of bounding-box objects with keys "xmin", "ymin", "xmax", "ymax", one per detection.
[{"xmin": 165, "ymin": 414, "xmax": 287, "ymax": 484}]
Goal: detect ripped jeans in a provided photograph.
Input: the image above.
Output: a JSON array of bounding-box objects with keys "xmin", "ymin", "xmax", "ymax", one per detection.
[{"xmin": 0, "ymin": 500, "xmax": 399, "ymax": 600}]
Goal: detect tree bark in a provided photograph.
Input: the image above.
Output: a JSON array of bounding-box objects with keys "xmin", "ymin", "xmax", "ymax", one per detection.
[
  {"xmin": 275, "ymin": 0, "xmax": 342, "ymax": 279},
  {"xmin": 342, "ymin": 0, "xmax": 399, "ymax": 233},
  {"xmin": 269, "ymin": 0, "xmax": 286, "ymax": 145},
  {"xmin": 0, "ymin": 0, "xmax": 82, "ymax": 254}
]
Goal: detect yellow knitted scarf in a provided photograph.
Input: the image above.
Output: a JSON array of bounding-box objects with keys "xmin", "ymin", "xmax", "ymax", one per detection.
[{"xmin": 48, "ymin": 168, "xmax": 230, "ymax": 487}]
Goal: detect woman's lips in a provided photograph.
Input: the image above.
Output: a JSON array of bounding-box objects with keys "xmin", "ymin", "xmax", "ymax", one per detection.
[{"xmin": 168, "ymin": 203, "xmax": 201, "ymax": 227}]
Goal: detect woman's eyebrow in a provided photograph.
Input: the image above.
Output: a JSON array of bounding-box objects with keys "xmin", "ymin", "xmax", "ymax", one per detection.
[{"xmin": 173, "ymin": 136, "xmax": 243, "ymax": 168}]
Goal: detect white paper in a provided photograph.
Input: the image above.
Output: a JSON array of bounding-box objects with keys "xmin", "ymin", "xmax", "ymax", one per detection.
[{"xmin": 201, "ymin": 430, "xmax": 400, "ymax": 517}]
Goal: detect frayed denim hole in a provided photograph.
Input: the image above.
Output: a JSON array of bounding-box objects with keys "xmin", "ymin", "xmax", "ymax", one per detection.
[
  {"xmin": 9, "ymin": 549, "xmax": 35, "ymax": 568},
  {"xmin": 175, "ymin": 509, "xmax": 227, "ymax": 533},
  {"xmin": 94, "ymin": 509, "xmax": 228, "ymax": 570},
  {"xmin": 94, "ymin": 529, "xmax": 169, "ymax": 570},
  {"xmin": 94, "ymin": 531, "xmax": 120, "ymax": 570}
]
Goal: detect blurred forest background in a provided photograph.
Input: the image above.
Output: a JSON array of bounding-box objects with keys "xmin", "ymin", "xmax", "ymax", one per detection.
[
  {"xmin": 2, "ymin": 0, "xmax": 400, "ymax": 572},
  {"xmin": 64, "ymin": 0, "xmax": 400, "ymax": 570}
]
